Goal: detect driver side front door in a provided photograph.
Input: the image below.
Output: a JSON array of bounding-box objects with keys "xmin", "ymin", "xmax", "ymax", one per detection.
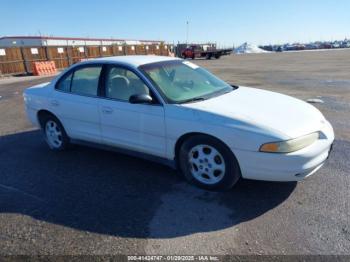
[{"xmin": 99, "ymin": 65, "xmax": 166, "ymax": 157}]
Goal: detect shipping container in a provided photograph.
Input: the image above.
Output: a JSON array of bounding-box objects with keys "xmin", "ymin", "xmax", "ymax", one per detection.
[
  {"xmin": 0, "ymin": 47, "xmax": 26, "ymax": 75},
  {"xmin": 46, "ymin": 46, "xmax": 70, "ymax": 69}
]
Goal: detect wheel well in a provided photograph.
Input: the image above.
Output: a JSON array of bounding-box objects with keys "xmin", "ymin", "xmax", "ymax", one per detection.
[
  {"xmin": 37, "ymin": 110, "xmax": 57, "ymax": 128},
  {"xmin": 174, "ymin": 132, "xmax": 242, "ymax": 177},
  {"xmin": 174, "ymin": 132, "xmax": 230, "ymax": 166}
]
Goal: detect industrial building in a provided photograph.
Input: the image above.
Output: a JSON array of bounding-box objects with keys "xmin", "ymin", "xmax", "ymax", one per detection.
[
  {"xmin": 0, "ymin": 36, "xmax": 163, "ymax": 47},
  {"xmin": 0, "ymin": 36, "xmax": 172, "ymax": 75}
]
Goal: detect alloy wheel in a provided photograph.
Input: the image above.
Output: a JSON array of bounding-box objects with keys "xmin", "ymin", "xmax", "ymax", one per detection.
[
  {"xmin": 188, "ymin": 144, "xmax": 226, "ymax": 185},
  {"xmin": 45, "ymin": 120, "xmax": 63, "ymax": 149}
]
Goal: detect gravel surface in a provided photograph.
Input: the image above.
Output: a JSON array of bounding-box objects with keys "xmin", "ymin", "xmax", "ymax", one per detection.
[{"xmin": 0, "ymin": 50, "xmax": 349, "ymax": 256}]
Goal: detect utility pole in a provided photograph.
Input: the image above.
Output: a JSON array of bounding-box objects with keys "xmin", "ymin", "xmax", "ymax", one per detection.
[{"xmin": 186, "ymin": 21, "xmax": 189, "ymax": 45}]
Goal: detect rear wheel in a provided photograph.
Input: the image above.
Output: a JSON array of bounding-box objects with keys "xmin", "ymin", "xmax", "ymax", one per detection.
[
  {"xmin": 40, "ymin": 114, "xmax": 70, "ymax": 151},
  {"xmin": 179, "ymin": 135, "xmax": 241, "ymax": 191},
  {"xmin": 206, "ymin": 54, "xmax": 212, "ymax": 60}
]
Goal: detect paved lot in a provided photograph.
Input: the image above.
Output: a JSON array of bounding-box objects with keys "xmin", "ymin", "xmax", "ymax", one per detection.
[{"xmin": 0, "ymin": 50, "xmax": 349, "ymax": 255}]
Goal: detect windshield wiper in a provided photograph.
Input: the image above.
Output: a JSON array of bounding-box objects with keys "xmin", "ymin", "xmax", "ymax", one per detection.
[{"xmin": 180, "ymin": 97, "xmax": 206, "ymax": 104}]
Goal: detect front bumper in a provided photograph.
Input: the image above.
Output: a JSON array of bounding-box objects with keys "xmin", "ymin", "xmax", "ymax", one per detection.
[{"xmin": 233, "ymin": 121, "xmax": 334, "ymax": 182}]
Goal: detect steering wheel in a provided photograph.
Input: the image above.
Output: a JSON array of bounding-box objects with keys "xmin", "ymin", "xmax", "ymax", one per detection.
[{"xmin": 175, "ymin": 80, "xmax": 194, "ymax": 91}]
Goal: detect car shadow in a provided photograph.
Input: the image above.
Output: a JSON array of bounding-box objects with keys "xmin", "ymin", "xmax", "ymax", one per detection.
[{"xmin": 0, "ymin": 130, "xmax": 297, "ymax": 238}]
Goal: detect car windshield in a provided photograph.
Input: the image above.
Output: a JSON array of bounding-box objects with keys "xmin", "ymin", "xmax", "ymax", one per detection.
[{"xmin": 140, "ymin": 60, "xmax": 234, "ymax": 103}]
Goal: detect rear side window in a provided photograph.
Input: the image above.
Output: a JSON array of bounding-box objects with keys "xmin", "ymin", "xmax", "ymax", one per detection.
[
  {"xmin": 71, "ymin": 66, "xmax": 102, "ymax": 96},
  {"xmin": 56, "ymin": 73, "xmax": 72, "ymax": 92}
]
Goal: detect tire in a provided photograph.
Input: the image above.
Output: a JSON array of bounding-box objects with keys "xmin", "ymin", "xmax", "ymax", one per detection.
[
  {"xmin": 179, "ymin": 135, "xmax": 241, "ymax": 191},
  {"xmin": 40, "ymin": 113, "xmax": 70, "ymax": 151}
]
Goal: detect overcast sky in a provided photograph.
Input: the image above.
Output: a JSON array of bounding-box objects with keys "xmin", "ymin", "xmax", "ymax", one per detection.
[{"xmin": 1, "ymin": 0, "xmax": 349, "ymax": 46}]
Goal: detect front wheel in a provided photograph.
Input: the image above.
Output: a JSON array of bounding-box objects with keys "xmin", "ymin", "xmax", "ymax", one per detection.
[{"xmin": 179, "ymin": 135, "xmax": 241, "ymax": 191}]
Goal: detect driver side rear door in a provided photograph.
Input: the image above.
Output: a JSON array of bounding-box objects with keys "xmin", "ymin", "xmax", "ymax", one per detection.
[{"xmin": 50, "ymin": 64, "xmax": 102, "ymax": 144}]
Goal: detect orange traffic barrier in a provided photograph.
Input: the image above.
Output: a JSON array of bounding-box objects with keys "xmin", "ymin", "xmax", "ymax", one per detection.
[{"xmin": 32, "ymin": 61, "xmax": 57, "ymax": 76}]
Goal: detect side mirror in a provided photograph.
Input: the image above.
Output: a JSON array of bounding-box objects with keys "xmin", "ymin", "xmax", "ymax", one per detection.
[{"xmin": 129, "ymin": 94, "xmax": 153, "ymax": 104}]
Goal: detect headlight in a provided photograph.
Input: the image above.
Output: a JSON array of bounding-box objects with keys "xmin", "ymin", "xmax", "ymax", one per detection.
[{"xmin": 260, "ymin": 132, "xmax": 319, "ymax": 153}]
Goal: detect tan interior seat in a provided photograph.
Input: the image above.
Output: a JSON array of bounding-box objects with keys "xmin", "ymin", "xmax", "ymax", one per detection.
[{"xmin": 108, "ymin": 76, "xmax": 133, "ymax": 100}]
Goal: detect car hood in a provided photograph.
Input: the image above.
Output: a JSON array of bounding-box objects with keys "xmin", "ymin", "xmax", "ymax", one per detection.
[{"xmin": 181, "ymin": 86, "xmax": 326, "ymax": 139}]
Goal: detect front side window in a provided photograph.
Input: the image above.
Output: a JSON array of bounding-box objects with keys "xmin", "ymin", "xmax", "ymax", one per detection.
[
  {"xmin": 71, "ymin": 66, "xmax": 102, "ymax": 96},
  {"xmin": 105, "ymin": 66, "xmax": 150, "ymax": 101},
  {"xmin": 140, "ymin": 60, "xmax": 233, "ymax": 103}
]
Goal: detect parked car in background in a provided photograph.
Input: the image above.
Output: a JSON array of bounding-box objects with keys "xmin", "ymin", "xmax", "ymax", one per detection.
[
  {"xmin": 276, "ymin": 46, "xmax": 283, "ymax": 52},
  {"xmin": 23, "ymin": 56, "xmax": 334, "ymax": 190}
]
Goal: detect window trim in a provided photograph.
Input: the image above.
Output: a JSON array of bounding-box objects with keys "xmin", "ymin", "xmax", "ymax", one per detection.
[
  {"xmin": 54, "ymin": 63, "xmax": 104, "ymax": 98},
  {"xmin": 100, "ymin": 63, "xmax": 162, "ymax": 105}
]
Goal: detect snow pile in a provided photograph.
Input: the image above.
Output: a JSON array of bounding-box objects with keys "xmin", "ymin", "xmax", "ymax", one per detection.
[{"xmin": 235, "ymin": 42, "xmax": 270, "ymax": 54}]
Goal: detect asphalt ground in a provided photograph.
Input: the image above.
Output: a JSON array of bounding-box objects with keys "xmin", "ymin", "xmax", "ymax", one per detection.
[{"xmin": 0, "ymin": 50, "xmax": 349, "ymax": 256}]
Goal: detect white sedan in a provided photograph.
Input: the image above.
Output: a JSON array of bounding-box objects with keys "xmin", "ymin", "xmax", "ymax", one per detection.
[{"xmin": 23, "ymin": 56, "xmax": 334, "ymax": 190}]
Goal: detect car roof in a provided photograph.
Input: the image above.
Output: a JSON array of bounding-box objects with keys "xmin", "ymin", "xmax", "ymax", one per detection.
[{"xmin": 80, "ymin": 55, "xmax": 181, "ymax": 67}]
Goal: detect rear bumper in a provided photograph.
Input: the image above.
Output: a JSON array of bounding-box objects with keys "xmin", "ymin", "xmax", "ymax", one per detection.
[{"xmin": 233, "ymin": 121, "xmax": 334, "ymax": 182}]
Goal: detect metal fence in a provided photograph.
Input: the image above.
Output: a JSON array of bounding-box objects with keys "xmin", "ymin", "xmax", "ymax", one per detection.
[{"xmin": 0, "ymin": 44, "xmax": 172, "ymax": 76}]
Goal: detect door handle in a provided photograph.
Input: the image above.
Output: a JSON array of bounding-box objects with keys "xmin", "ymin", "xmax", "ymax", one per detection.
[
  {"xmin": 102, "ymin": 107, "xmax": 113, "ymax": 114},
  {"xmin": 51, "ymin": 100, "xmax": 59, "ymax": 106}
]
